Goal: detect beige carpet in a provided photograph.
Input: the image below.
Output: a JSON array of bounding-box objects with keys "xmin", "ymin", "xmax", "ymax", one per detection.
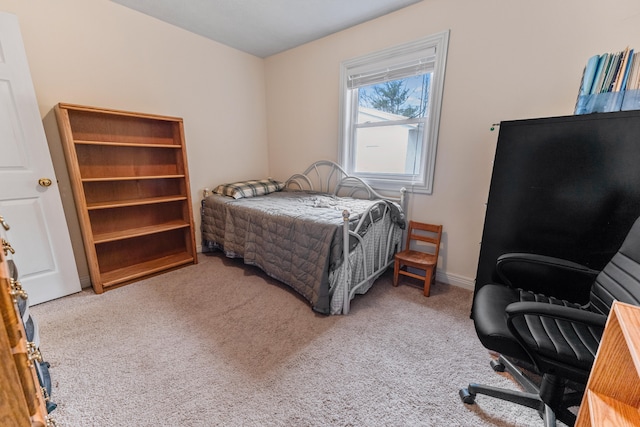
[{"xmin": 31, "ymin": 253, "xmax": 548, "ymax": 426}]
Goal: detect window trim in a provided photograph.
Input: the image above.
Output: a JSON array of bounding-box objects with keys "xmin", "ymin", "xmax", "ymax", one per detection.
[{"xmin": 338, "ymin": 30, "xmax": 450, "ymax": 194}]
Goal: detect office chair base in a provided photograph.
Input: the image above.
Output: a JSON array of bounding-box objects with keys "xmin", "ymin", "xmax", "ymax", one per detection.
[{"xmin": 459, "ymin": 355, "xmax": 577, "ymax": 427}]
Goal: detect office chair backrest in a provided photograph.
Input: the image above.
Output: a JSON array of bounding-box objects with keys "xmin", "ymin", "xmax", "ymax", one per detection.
[{"xmin": 590, "ymin": 216, "xmax": 640, "ymax": 315}]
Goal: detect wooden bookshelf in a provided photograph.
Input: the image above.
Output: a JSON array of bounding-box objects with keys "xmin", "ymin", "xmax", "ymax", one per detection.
[
  {"xmin": 55, "ymin": 103, "xmax": 197, "ymax": 293},
  {"xmin": 575, "ymin": 301, "xmax": 640, "ymax": 426}
]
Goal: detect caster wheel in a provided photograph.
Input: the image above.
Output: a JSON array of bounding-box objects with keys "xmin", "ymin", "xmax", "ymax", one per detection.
[
  {"xmin": 490, "ymin": 359, "xmax": 505, "ymax": 372},
  {"xmin": 459, "ymin": 388, "xmax": 476, "ymax": 404}
]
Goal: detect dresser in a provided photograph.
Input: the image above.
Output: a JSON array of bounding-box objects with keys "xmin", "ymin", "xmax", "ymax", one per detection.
[{"xmin": 0, "ymin": 215, "xmax": 55, "ymax": 426}]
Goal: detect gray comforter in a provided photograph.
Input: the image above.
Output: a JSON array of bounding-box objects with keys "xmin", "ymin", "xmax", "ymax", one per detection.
[{"xmin": 201, "ymin": 190, "xmax": 403, "ymax": 314}]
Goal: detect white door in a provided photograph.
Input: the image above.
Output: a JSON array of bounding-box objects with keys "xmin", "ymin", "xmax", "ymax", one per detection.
[{"xmin": 0, "ymin": 13, "xmax": 81, "ymax": 305}]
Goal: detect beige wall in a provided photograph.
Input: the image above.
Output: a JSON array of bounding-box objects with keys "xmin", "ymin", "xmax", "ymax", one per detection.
[
  {"xmin": 0, "ymin": 0, "xmax": 269, "ymax": 285},
  {"xmin": 264, "ymin": 0, "xmax": 640, "ymax": 288}
]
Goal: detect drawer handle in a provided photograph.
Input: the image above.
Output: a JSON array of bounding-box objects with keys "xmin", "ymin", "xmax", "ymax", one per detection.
[
  {"xmin": 27, "ymin": 342, "xmax": 43, "ymax": 364},
  {"xmin": 10, "ymin": 278, "xmax": 28, "ymax": 301},
  {"xmin": 2, "ymin": 238, "xmax": 15, "ymax": 255},
  {"xmin": 0, "ymin": 215, "xmax": 9, "ymax": 230}
]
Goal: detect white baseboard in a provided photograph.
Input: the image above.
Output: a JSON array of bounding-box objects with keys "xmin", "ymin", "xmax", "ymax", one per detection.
[
  {"xmin": 435, "ymin": 270, "xmax": 475, "ymax": 291},
  {"xmin": 79, "ymin": 274, "xmax": 92, "ymax": 289}
]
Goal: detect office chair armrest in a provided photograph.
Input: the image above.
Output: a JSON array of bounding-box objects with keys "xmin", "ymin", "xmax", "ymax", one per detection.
[
  {"xmin": 496, "ymin": 253, "xmax": 599, "ymax": 304},
  {"xmin": 496, "ymin": 253, "xmax": 599, "ymax": 285},
  {"xmin": 505, "ymin": 301, "xmax": 607, "ymax": 328}
]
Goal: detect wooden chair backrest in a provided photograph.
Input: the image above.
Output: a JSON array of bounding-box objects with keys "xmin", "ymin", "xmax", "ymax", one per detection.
[{"xmin": 405, "ymin": 221, "xmax": 443, "ymax": 258}]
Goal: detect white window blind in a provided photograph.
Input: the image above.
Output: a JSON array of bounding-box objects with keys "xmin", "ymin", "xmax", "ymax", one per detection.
[{"xmin": 347, "ymin": 54, "xmax": 436, "ymax": 89}]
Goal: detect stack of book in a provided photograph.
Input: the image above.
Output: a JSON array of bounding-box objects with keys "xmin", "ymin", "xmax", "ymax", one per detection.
[{"xmin": 574, "ymin": 47, "xmax": 640, "ymax": 114}]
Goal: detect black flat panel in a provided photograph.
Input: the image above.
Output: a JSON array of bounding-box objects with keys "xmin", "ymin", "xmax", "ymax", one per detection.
[{"xmin": 474, "ymin": 110, "xmax": 640, "ymax": 310}]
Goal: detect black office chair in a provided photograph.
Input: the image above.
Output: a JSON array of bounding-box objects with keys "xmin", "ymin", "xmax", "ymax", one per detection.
[{"xmin": 460, "ymin": 216, "xmax": 640, "ymax": 426}]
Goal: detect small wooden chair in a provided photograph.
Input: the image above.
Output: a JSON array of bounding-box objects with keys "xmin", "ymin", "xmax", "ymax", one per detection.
[{"xmin": 393, "ymin": 221, "xmax": 443, "ymax": 297}]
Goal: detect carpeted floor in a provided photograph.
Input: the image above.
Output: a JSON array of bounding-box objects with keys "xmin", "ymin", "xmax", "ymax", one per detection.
[{"xmin": 31, "ymin": 253, "xmax": 549, "ymax": 426}]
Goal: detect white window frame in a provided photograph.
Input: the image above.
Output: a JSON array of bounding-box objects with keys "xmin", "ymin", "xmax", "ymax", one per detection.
[{"xmin": 338, "ymin": 30, "xmax": 449, "ymax": 194}]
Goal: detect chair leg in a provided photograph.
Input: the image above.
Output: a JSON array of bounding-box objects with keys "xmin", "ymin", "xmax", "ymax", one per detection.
[
  {"xmin": 393, "ymin": 260, "xmax": 400, "ymax": 287},
  {"xmin": 459, "ymin": 355, "xmax": 578, "ymax": 427},
  {"xmin": 461, "ymin": 382, "xmax": 543, "ymax": 411},
  {"xmin": 423, "ymin": 266, "xmax": 434, "ymax": 297}
]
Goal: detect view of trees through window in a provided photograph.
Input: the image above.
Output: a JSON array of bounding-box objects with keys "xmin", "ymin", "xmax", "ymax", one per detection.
[
  {"xmin": 359, "ymin": 74, "xmax": 431, "ymax": 118},
  {"xmin": 354, "ymin": 73, "xmax": 432, "ymax": 175}
]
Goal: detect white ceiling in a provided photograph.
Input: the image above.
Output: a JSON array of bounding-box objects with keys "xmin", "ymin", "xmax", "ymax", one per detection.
[{"xmin": 110, "ymin": 0, "xmax": 422, "ymax": 58}]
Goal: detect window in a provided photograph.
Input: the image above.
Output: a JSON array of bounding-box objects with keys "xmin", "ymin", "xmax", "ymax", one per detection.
[{"xmin": 339, "ymin": 31, "xmax": 449, "ymax": 194}]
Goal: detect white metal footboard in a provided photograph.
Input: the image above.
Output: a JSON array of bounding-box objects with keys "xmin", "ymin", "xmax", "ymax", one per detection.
[
  {"xmin": 340, "ymin": 201, "xmax": 403, "ymax": 314},
  {"xmin": 285, "ymin": 160, "xmax": 406, "ymax": 315}
]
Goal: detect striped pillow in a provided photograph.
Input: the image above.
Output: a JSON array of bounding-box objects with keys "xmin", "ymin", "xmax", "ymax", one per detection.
[{"xmin": 213, "ymin": 179, "xmax": 284, "ymax": 199}]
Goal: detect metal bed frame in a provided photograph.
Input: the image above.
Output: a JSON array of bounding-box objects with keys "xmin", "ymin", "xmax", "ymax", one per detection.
[{"xmin": 285, "ymin": 160, "xmax": 406, "ymax": 314}]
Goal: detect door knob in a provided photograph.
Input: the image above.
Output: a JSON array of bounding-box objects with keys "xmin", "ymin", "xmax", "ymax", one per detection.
[{"xmin": 38, "ymin": 178, "xmax": 53, "ymax": 187}]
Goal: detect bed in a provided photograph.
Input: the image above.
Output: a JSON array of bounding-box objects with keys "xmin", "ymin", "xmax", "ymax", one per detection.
[{"xmin": 201, "ymin": 160, "xmax": 406, "ymax": 315}]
